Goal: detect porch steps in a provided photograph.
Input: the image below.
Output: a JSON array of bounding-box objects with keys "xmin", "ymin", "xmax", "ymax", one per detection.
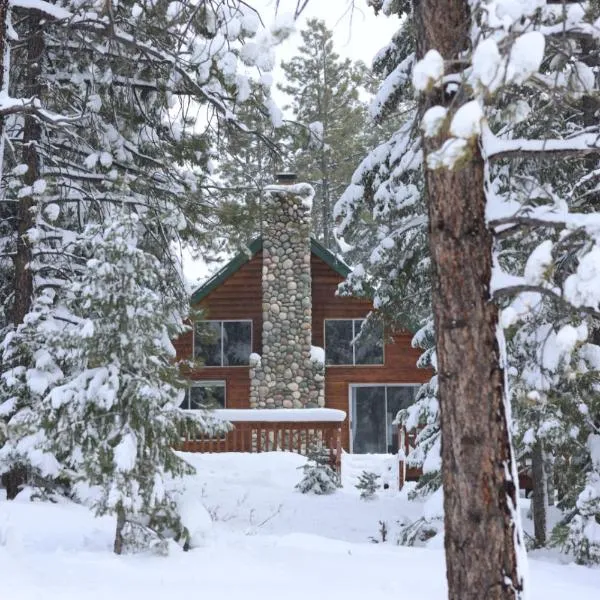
[{"xmin": 341, "ymin": 453, "xmax": 399, "ymax": 492}]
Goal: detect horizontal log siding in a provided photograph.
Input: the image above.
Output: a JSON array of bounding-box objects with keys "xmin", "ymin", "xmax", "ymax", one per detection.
[
  {"xmin": 311, "ymin": 254, "xmax": 430, "ymax": 449},
  {"xmin": 175, "ymin": 251, "xmax": 431, "ymax": 450},
  {"xmin": 173, "ymin": 251, "xmax": 263, "ymax": 409}
]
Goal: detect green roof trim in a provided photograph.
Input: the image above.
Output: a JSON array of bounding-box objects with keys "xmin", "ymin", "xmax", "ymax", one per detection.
[
  {"xmin": 190, "ymin": 237, "xmax": 350, "ymax": 305},
  {"xmin": 309, "ymin": 237, "xmax": 351, "ymax": 278}
]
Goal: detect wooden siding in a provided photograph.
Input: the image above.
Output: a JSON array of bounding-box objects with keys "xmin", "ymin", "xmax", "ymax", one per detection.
[
  {"xmin": 311, "ymin": 253, "xmax": 430, "ymax": 449},
  {"xmin": 175, "ymin": 250, "xmax": 432, "ymax": 450},
  {"xmin": 173, "ymin": 251, "xmax": 263, "ymax": 409}
]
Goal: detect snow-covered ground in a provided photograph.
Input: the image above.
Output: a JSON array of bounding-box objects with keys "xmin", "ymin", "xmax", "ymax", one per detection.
[{"xmin": 2, "ymin": 452, "xmax": 600, "ymax": 600}]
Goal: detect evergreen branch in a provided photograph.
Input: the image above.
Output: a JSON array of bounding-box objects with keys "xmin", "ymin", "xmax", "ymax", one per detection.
[{"xmin": 492, "ymin": 285, "xmax": 600, "ymax": 319}]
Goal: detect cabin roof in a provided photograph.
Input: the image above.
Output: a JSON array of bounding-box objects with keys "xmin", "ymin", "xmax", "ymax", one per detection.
[{"xmin": 191, "ymin": 237, "xmax": 351, "ymax": 305}]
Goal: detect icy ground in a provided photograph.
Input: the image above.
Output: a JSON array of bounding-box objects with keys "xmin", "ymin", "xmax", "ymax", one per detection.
[{"xmin": 2, "ymin": 452, "xmax": 600, "ymax": 600}]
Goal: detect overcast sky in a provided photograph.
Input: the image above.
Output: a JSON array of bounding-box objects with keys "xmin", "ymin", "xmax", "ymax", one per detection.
[
  {"xmin": 183, "ymin": 2, "xmax": 401, "ymax": 286},
  {"xmin": 258, "ymin": 0, "xmax": 400, "ymax": 63}
]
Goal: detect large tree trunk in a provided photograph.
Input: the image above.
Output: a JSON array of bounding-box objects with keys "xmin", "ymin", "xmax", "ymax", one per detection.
[
  {"xmin": 13, "ymin": 10, "xmax": 42, "ymax": 327},
  {"xmin": 415, "ymin": 2, "xmax": 524, "ymax": 599},
  {"xmin": 4, "ymin": 9, "xmax": 44, "ymax": 500}
]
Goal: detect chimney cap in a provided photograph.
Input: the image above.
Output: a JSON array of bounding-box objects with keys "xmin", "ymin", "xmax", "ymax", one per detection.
[{"xmin": 275, "ymin": 172, "xmax": 297, "ymax": 184}]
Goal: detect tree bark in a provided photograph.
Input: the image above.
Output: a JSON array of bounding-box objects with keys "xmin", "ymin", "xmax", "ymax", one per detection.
[
  {"xmin": 114, "ymin": 505, "xmax": 126, "ymax": 555},
  {"xmin": 13, "ymin": 8, "xmax": 42, "ymax": 324},
  {"xmin": 415, "ymin": 1, "xmax": 524, "ymax": 599},
  {"xmin": 531, "ymin": 439, "xmax": 547, "ymax": 547},
  {"xmin": 0, "ymin": 0, "xmax": 8, "ymax": 146},
  {"xmin": 4, "ymin": 10, "xmax": 44, "ymax": 499}
]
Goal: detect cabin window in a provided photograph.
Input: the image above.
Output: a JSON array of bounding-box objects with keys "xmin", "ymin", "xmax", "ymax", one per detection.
[
  {"xmin": 182, "ymin": 381, "xmax": 226, "ymax": 409},
  {"xmin": 194, "ymin": 320, "xmax": 252, "ymax": 366},
  {"xmin": 351, "ymin": 384, "xmax": 419, "ymax": 454},
  {"xmin": 324, "ymin": 319, "xmax": 383, "ymax": 366}
]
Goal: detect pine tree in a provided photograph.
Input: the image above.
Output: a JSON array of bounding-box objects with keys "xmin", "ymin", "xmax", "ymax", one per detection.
[
  {"xmin": 210, "ymin": 82, "xmax": 290, "ymax": 254},
  {"xmin": 0, "ymin": 213, "xmax": 228, "ymax": 552},
  {"xmin": 279, "ymin": 18, "xmax": 373, "ymax": 249},
  {"xmin": 295, "ymin": 442, "xmax": 340, "ymax": 495},
  {"xmin": 0, "ymin": 1, "xmax": 288, "ymax": 497},
  {"xmin": 334, "ymin": 15, "xmax": 440, "ymax": 501},
  {"xmin": 356, "ymin": 470, "xmax": 380, "ymax": 500}
]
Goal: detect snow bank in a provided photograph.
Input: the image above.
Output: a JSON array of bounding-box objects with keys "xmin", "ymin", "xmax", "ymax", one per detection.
[
  {"xmin": 176, "ymin": 491, "xmax": 212, "ymax": 548},
  {"xmin": 2, "ymin": 452, "xmax": 600, "ymax": 600}
]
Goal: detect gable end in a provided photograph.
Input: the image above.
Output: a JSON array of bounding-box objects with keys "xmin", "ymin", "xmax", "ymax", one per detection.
[{"xmin": 190, "ymin": 237, "xmax": 350, "ymax": 304}]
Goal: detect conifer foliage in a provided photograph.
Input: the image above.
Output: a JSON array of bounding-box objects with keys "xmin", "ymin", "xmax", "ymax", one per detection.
[
  {"xmin": 295, "ymin": 442, "xmax": 340, "ymax": 495},
  {"xmin": 355, "ymin": 471, "xmax": 380, "ymax": 500},
  {"xmin": 349, "ymin": 0, "xmax": 600, "ymax": 584},
  {"xmin": 279, "ymin": 19, "xmax": 372, "ymax": 249},
  {"xmin": 0, "ymin": 0, "xmax": 291, "ymax": 553},
  {"xmin": 1, "ymin": 213, "xmax": 227, "ymax": 552}
]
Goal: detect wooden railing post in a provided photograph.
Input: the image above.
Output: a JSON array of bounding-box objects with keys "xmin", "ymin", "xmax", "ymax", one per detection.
[{"xmin": 398, "ymin": 424, "xmax": 406, "ymax": 490}]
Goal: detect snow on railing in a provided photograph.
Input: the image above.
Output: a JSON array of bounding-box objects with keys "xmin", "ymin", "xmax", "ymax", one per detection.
[{"xmin": 212, "ymin": 408, "xmax": 346, "ymax": 423}]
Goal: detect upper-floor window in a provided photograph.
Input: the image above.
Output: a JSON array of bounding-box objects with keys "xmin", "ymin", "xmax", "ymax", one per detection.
[
  {"xmin": 324, "ymin": 318, "xmax": 384, "ymax": 366},
  {"xmin": 194, "ymin": 320, "xmax": 252, "ymax": 366}
]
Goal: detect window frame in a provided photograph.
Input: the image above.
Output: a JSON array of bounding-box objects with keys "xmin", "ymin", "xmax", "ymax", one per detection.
[
  {"xmin": 323, "ymin": 318, "xmax": 384, "ymax": 366},
  {"xmin": 193, "ymin": 319, "xmax": 253, "ymax": 367},
  {"xmin": 183, "ymin": 380, "xmax": 227, "ymax": 410}
]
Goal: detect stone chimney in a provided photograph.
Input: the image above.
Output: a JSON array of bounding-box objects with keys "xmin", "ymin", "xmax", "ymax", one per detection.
[{"xmin": 249, "ymin": 174, "xmax": 325, "ymax": 409}]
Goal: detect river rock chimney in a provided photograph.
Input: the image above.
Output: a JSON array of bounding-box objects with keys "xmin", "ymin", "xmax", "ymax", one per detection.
[{"xmin": 249, "ymin": 174, "xmax": 325, "ymax": 409}]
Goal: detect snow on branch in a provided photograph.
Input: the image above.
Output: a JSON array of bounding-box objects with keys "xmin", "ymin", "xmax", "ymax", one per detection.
[
  {"xmin": 482, "ymin": 125, "xmax": 600, "ymax": 161},
  {"xmin": 10, "ymin": 0, "xmax": 71, "ymax": 20},
  {"xmin": 0, "ymin": 93, "xmax": 78, "ymax": 123}
]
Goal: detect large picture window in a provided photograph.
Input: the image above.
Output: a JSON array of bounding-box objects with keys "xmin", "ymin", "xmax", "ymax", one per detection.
[
  {"xmin": 181, "ymin": 381, "xmax": 226, "ymax": 410},
  {"xmin": 194, "ymin": 320, "xmax": 252, "ymax": 366},
  {"xmin": 324, "ymin": 319, "xmax": 383, "ymax": 366},
  {"xmin": 351, "ymin": 385, "xmax": 419, "ymax": 454}
]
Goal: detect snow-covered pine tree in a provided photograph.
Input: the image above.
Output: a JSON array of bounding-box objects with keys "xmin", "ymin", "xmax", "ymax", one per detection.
[
  {"xmin": 356, "ymin": 470, "xmax": 380, "ymax": 500},
  {"xmin": 295, "ymin": 442, "xmax": 340, "ymax": 495},
  {"xmin": 406, "ymin": 0, "xmax": 600, "ymax": 585},
  {"xmin": 1, "ymin": 212, "xmax": 227, "ymax": 552},
  {"xmin": 1, "ymin": 2, "xmax": 291, "ymax": 496},
  {"xmin": 279, "ymin": 18, "xmax": 375, "ymax": 249},
  {"xmin": 477, "ymin": 5, "xmax": 600, "ymax": 561},
  {"xmin": 334, "ymin": 13, "xmax": 441, "ymax": 501},
  {"xmin": 349, "ymin": 1, "xmax": 600, "ymax": 569}
]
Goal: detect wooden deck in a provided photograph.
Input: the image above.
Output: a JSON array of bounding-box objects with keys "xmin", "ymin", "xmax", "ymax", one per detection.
[{"xmin": 181, "ymin": 410, "xmax": 344, "ymax": 472}]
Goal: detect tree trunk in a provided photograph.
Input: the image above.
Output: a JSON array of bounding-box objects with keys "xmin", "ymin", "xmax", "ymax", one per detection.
[
  {"xmin": 4, "ymin": 10, "xmax": 44, "ymax": 498},
  {"xmin": 545, "ymin": 452, "xmax": 554, "ymax": 506},
  {"xmin": 0, "ymin": 0, "xmax": 9, "ymax": 149},
  {"xmin": 531, "ymin": 439, "xmax": 547, "ymax": 547},
  {"xmin": 2, "ymin": 467, "xmax": 26, "ymax": 499},
  {"xmin": 114, "ymin": 504, "xmax": 126, "ymax": 555},
  {"xmin": 415, "ymin": 2, "xmax": 525, "ymax": 599}
]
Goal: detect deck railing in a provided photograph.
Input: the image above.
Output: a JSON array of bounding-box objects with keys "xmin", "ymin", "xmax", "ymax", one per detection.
[
  {"xmin": 398, "ymin": 424, "xmax": 423, "ymax": 488},
  {"xmin": 181, "ymin": 408, "xmax": 346, "ymax": 472}
]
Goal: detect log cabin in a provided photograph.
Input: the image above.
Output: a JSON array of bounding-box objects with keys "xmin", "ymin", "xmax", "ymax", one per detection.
[{"xmin": 174, "ymin": 175, "xmax": 430, "ymax": 457}]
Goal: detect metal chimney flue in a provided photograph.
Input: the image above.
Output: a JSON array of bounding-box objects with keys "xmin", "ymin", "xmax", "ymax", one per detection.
[{"xmin": 275, "ymin": 172, "xmax": 297, "ymax": 185}]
